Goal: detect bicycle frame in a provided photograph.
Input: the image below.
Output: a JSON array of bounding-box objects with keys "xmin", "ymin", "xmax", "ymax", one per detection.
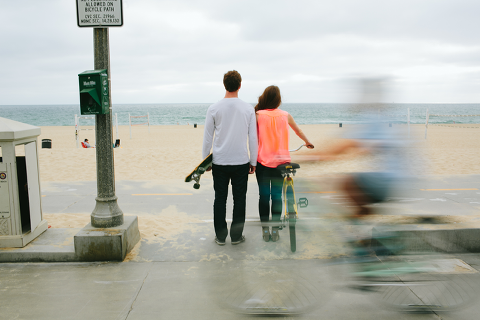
[
  {"xmin": 279, "ymin": 174, "xmax": 296, "ymax": 227},
  {"xmin": 276, "ymin": 147, "xmax": 309, "ymax": 252}
]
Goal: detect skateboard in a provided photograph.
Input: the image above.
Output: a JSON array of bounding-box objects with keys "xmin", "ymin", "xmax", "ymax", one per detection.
[{"xmin": 185, "ymin": 153, "xmax": 212, "ymax": 189}]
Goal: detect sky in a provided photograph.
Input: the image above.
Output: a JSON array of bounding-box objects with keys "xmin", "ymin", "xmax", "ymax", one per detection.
[{"xmin": 1, "ymin": 0, "xmax": 480, "ymax": 105}]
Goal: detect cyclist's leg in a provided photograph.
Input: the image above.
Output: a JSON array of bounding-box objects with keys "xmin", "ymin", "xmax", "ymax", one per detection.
[
  {"xmin": 230, "ymin": 163, "xmax": 249, "ymax": 242},
  {"xmin": 212, "ymin": 164, "xmax": 230, "ymax": 241},
  {"xmin": 341, "ymin": 175, "xmax": 375, "ymax": 218}
]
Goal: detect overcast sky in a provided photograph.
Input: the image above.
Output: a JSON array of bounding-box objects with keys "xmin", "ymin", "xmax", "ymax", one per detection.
[{"xmin": 1, "ymin": 0, "xmax": 480, "ymax": 105}]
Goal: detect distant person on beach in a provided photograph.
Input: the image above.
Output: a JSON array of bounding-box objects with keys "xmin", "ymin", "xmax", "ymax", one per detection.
[
  {"xmin": 83, "ymin": 139, "xmax": 94, "ymax": 148},
  {"xmin": 202, "ymin": 70, "xmax": 258, "ymax": 246},
  {"xmin": 255, "ymin": 85, "xmax": 314, "ymax": 242}
]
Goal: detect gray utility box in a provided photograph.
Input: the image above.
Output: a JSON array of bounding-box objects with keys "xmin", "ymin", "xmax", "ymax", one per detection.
[{"xmin": 0, "ymin": 117, "xmax": 47, "ymax": 247}]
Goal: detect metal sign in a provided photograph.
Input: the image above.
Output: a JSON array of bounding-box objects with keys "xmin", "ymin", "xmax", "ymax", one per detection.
[{"xmin": 76, "ymin": 0, "xmax": 123, "ymax": 27}]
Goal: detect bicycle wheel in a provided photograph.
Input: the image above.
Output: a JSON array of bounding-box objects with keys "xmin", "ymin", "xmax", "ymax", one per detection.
[
  {"xmin": 286, "ymin": 185, "xmax": 296, "ymax": 252},
  {"xmin": 366, "ymin": 259, "xmax": 480, "ymax": 313}
]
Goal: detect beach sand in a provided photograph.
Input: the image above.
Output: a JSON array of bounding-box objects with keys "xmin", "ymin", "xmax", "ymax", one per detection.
[
  {"xmin": 35, "ymin": 123, "xmax": 480, "ymax": 255},
  {"xmin": 31, "ymin": 124, "xmax": 480, "ymax": 261},
  {"xmin": 36, "ymin": 123, "xmax": 480, "ymax": 182}
]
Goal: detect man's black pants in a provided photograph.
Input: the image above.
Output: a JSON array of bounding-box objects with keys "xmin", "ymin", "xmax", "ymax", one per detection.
[{"xmin": 212, "ymin": 163, "xmax": 249, "ymax": 242}]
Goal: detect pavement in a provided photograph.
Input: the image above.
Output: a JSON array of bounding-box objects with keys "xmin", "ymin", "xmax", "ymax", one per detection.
[{"xmin": 1, "ymin": 174, "xmax": 480, "ymax": 319}]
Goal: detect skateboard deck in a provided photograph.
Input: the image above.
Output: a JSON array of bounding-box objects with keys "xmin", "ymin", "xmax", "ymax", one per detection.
[{"xmin": 185, "ymin": 153, "xmax": 212, "ymax": 189}]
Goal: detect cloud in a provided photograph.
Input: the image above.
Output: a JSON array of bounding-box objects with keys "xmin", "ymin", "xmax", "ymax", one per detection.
[{"xmin": 1, "ymin": 0, "xmax": 480, "ymax": 104}]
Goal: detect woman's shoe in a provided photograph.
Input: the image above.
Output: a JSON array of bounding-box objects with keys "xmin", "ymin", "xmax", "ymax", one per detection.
[
  {"xmin": 271, "ymin": 227, "xmax": 280, "ymax": 242},
  {"xmin": 262, "ymin": 227, "xmax": 271, "ymax": 242}
]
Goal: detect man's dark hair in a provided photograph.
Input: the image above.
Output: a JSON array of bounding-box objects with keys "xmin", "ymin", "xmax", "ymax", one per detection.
[
  {"xmin": 84, "ymin": 139, "xmax": 88, "ymax": 142},
  {"xmin": 223, "ymin": 70, "xmax": 242, "ymax": 92}
]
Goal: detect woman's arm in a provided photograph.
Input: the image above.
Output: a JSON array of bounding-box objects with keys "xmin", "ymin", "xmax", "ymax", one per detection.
[{"xmin": 288, "ymin": 114, "xmax": 314, "ymax": 148}]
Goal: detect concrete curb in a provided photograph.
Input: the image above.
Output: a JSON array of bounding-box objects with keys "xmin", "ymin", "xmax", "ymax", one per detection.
[{"xmin": 0, "ymin": 216, "xmax": 140, "ymax": 262}]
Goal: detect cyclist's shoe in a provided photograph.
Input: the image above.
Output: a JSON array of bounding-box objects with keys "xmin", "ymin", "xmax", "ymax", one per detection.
[
  {"xmin": 231, "ymin": 235, "xmax": 246, "ymax": 245},
  {"xmin": 271, "ymin": 227, "xmax": 280, "ymax": 242},
  {"xmin": 214, "ymin": 237, "xmax": 226, "ymax": 246},
  {"xmin": 262, "ymin": 227, "xmax": 271, "ymax": 242}
]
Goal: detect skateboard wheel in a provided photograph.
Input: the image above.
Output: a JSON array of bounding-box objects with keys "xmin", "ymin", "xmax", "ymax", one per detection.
[
  {"xmin": 198, "ymin": 167, "xmax": 206, "ymax": 174},
  {"xmin": 194, "ymin": 183, "xmax": 200, "ymax": 189}
]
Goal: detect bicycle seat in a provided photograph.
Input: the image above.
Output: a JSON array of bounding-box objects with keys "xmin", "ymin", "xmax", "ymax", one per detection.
[{"xmin": 277, "ymin": 163, "xmax": 300, "ymax": 174}]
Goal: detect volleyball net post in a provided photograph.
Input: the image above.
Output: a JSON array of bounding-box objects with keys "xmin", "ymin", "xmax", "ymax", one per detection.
[
  {"xmin": 425, "ymin": 109, "xmax": 429, "ymax": 139},
  {"xmin": 115, "ymin": 113, "xmax": 119, "ymax": 141},
  {"xmin": 75, "ymin": 114, "xmax": 79, "ymax": 148},
  {"xmin": 128, "ymin": 113, "xmax": 150, "ymax": 139},
  {"xmin": 407, "ymin": 108, "xmax": 410, "ymax": 137},
  {"xmin": 74, "ymin": 114, "xmax": 95, "ymax": 148}
]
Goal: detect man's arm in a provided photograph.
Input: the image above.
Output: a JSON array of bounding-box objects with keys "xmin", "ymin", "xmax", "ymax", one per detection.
[
  {"xmin": 202, "ymin": 108, "xmax": 214, "ymax": 160},
  {"xmin": 248, "ymin": 110, "xmax": 258, "ymax": 174}
]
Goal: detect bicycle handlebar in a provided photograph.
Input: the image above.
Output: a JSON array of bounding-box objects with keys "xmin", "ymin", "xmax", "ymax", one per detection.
[{"xmin": 289, "ymin": 144, "xmax": 305, "ymax": 152}]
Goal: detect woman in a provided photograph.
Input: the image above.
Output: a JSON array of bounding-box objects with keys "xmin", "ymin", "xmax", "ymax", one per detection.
[{"xmin": 255, "ymin": 86, "xmax": 314, "ymax": 242}]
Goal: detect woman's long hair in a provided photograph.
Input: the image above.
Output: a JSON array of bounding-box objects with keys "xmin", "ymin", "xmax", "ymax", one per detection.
[{"xmin": 254, "ymin": 85, "xmax": 281, "ymax": 112}]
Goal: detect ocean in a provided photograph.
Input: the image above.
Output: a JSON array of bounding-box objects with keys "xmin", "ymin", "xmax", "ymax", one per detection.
[{"xmin": 1, "ymin": 103, "xmax": 479, "ymax": 127}]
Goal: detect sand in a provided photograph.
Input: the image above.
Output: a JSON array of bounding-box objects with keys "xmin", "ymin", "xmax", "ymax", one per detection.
[
  {"xmin": 35, "ymin": 123, "xmax": 480, "ymax": 182},
  {"xmin": 33, "ymin": 123, "xmax": 480, "ymax": 258}
]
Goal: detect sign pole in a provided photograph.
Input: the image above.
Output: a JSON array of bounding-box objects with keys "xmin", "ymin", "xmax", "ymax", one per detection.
[{"xmin": 91, "ymin": 27, "xmax": 123, "ymax": 228}]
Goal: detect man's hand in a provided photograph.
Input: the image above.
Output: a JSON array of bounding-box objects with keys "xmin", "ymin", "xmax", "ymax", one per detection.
[
  {"xmin": 206, "ymin": 166, "xmax": 212, "ymax": 172},
  {"xmin": 249, "ymin": 164, "xmax": 256, "ymax": 174}
]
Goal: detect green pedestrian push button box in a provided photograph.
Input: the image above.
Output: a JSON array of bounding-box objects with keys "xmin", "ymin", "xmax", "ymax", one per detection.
[{"xmin": 78, "ymin": 69, "xmax": 109, "ymax": 115}]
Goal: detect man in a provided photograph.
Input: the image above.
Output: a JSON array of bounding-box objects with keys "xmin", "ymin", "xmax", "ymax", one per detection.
[{"xmin": 203, "ymin": 70, "xmax": 258, "ymax": 246}]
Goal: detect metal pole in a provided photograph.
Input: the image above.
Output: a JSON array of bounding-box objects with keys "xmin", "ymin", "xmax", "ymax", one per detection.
[
  {"xmin": 75, "ymin": 114, "xmax": 79, "ymax": 148},
  {"xmin": 115, "ymin": 113, "xmax": 119, "ymax": 141},
  {"xmin": 147, "ymin": 112, "xmax": 150, "ymax": 133},
  {"xmin": 424, "ymin": 108, "xmax": 429, "ymax": 140},
  {"xmin": 407, "ymin": 108, "xmax": 410, "ymax": 138},
  {"xmin": 129, "ymin": 113, "xmax": 132, "ymax": 139},
  {"xmin": 91, "ymin": 28, "xmax": 123, "ymax": 228}
]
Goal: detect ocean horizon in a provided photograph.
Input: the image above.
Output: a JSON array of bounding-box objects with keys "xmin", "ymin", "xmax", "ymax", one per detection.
[{"xmin": 1, "ymin": 103, "xmax": 479, "ymax": 127}]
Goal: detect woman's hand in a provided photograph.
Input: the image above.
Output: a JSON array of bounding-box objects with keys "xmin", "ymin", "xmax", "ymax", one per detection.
[{"xmin": 305, "ymin": 142, "xmax": 314, "ymax": 149}]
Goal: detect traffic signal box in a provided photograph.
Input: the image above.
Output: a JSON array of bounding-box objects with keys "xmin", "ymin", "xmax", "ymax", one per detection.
[{"xmin": 78, "ymin": 69, "xmax": 109, "ymax": 115}]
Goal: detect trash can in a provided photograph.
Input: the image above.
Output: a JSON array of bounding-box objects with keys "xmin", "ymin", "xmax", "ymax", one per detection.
[
  {"xmin": 194, "ymin": 123, "xmax": 197, "ymax": 128},
  {"xmin": 115, "ymin": 139, "xmax": 120, "ymax": 148},
  {"xmin": 42, "ymin": 139, "xmax": 52, "ymax": 148},
  {"xmin": 339, "ymin": 123, "xmax": 342, "ymax": 128}
]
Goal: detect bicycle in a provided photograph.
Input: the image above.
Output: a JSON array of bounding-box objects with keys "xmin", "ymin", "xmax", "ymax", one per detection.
[
  {"xmin": 275, "ymin": 144, "xmax": 308, "ymax": 253},
  {"xmin": 218, "ymin": 194, "xmax": 480, "ymax": 316},
  {"xmin": 333, "ymin": 218, "xmax": 480, "ymax": 313}
]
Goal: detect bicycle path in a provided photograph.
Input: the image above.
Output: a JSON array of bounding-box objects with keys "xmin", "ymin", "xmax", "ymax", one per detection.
[{"xmin": 0, "ymin": 174, "xmax": 479, "ymax": 319}]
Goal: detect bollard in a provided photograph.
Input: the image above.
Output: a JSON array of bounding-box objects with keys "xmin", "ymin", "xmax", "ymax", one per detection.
[{"xmin": 339, "ymin": 123, "xmax": 342, "ymax": 128}]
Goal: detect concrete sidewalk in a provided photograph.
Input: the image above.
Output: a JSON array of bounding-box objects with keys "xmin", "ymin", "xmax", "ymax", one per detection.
[
  {"xmin": 2, "ymin": 174, "xmax": 480, "ymax": 262},
  {"xmin": 0, "ymin": 174, "xmax": 479, "ymax": 319}
]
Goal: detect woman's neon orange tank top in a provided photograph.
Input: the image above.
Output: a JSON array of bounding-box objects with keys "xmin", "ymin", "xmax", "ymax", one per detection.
[{"xmin": 256, "ymin": 108, "xmax": 290, "ymax": 168}]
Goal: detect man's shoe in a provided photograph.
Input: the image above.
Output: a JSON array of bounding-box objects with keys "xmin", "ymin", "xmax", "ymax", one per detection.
[
  {"xmin": 231, "ymin": 235, "xmax": 246, "ymax": 245},
  {"xmin": 215, "ymin": 237, "xmax": 226, "ymax": 246},
  {"xmin": 262, "ymin": 227, "xmax": 271, "ymax": 242},
  {"xmin": 271, "ymin": 227, "xmax": 280, "ymax": 242}
]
